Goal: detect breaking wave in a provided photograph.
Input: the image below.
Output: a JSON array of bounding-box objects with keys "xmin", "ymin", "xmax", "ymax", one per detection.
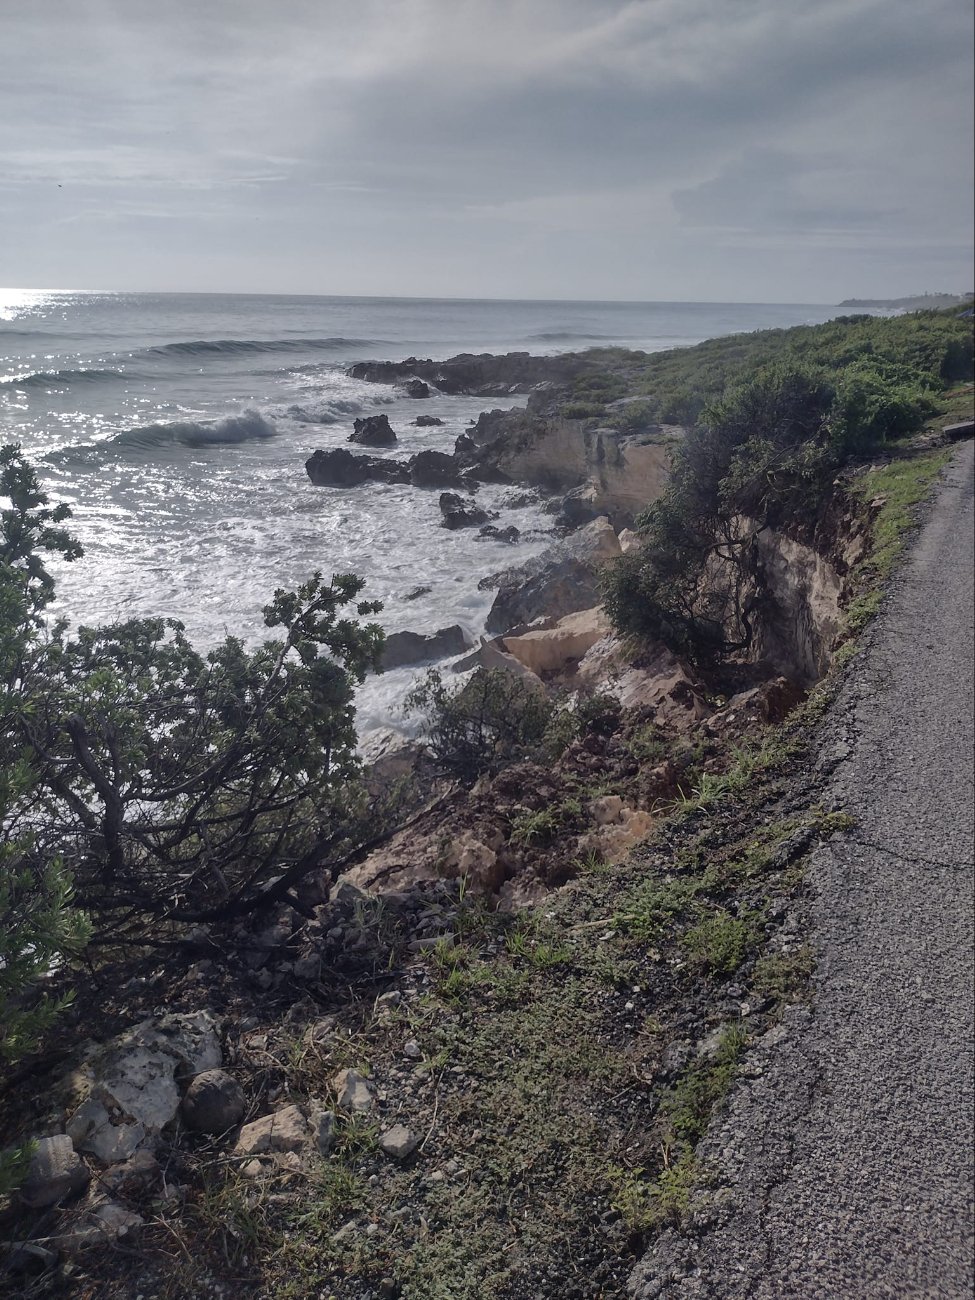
[
  {"xmin": 1, "ymin": 366, "xmax": 130, "ymax": 389},
  {"xmin": 110, "ymin": 409, "xmax": 277, "ymax": 450},
  {"xmin": 525, "ymin": 330, "xmax": 616, "ymax": 342}
]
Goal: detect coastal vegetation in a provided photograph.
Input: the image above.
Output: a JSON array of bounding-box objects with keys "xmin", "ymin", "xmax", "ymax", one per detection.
[{"xmin": 0, "ymin": 305, "xmax": 971, "ymax": 1296}]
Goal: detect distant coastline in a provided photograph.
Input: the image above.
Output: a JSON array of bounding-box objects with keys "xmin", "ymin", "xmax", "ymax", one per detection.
[{"xmin": 838, "ymin": 292, "xmax": 972, "ymax": 311}]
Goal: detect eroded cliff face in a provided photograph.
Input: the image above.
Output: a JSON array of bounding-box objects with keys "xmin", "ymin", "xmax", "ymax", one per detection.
[
  {"xmin": 464, "ymin": 408, "xmax": 677, "ymax": 528},
  {"xmin": 750, "ymin": 529, "xmax": 844, "ymax": 684}
]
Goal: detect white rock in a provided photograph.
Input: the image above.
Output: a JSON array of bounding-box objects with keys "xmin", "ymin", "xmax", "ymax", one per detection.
[
  {"xmin": 234, "ymin": 1104, "xmax": 309, "ymax": 1156},
  {"xmin": 332, "ymin": 1069, "xmax": 373, "ymax": 1113},
  {"xmin": 379, "ymin": 1125, "xmax": 418, "ymax": 1161}
]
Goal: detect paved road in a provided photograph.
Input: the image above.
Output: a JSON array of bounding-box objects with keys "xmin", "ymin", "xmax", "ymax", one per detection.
[{"xmin": 630, "ymin": 442, "xmax": 975, "ymax": 1299}]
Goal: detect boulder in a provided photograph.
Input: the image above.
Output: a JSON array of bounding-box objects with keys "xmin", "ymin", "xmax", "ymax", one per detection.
[
  {"xmin": 349, "ymin": 414, "xmax": 397, "ymax": 446},
  {"xmin": 439, "ymin": 492, "xmax": 491, "ymax": 530},
  {"xmin": 412, "ymin": 415, "xmax": 444, "ymax": 427},
  {"xmin": 502, "ymin": 606, "xmax": 611, "ymax": 676},
  {"xmin": 306, "ymin": 447, "xmax": 409, "ymax": 487},
  {"xmin": 409, "ymin": 449, "xmax": 469, "ymax": 489},
  {"xmin": 381, "ymin": 624, "xmax": 475, "ymax": 671},
  {"xmin": 234, "ymin": 1105, "xmax": 309, "ymax": 1156},
  {"xmin": 181, "ymin": 1069, "xmax": 246, "ymax": 1134},
  {"xmin": 555, "ymin": 484, "xmax": 600, "ymax": 529},
  {"xmin": 404, "ymin": 379, "xmax": 431, "ymax": 398},
  {"xmin": 482, "ymin": 517, "xmax": 621, "ymax": 634},
  {"xmin": 19, "ymin": 1134, "xmax": 90, "ymax": 1208},
  {"xmin": 478, "ymin": 524, "xmax": 520, "ymax": 543}
]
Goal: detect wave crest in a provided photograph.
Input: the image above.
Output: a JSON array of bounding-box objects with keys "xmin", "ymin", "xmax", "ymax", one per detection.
[
  {"xmin": 1, "ymin": 366, "xmax": 128, "ymax": 389},
  {"xmin": 146, "ymin": 336, "xmax": 376, "ymax": 359}
]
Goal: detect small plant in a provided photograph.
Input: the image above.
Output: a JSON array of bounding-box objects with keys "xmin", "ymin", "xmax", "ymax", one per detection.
[
  {"xmin": 607, "ymin": 1148, "xmax": 698, "ymax": 1233},
  {"xmin": 659, "ymin": 1023, "xmax": 748, "ymax": 1143},
  {"xmin": 752, "ymin": 946, "xmax": 815, "ymax": 1002},
  {"xmin": 680, "ymin": 908, "xmax": 761, "ymax": 976}
]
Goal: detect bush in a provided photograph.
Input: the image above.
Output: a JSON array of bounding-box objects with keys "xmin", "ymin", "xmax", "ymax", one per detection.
[
  {"xmin": 406, "ymin": 669, "xmax": 557, "ymax": 785},
  {"xmin": 406, "ymin": 670, "xmax": 617, "ymax": 786},
  {"xmin": 1, "ymin": 445, "xmax": 386, "ymax": 941}
]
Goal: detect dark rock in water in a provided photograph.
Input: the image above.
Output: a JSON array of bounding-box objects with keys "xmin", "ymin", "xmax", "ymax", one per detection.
[
  {"xmin": 306, "ymin": 447, "xmax": 409, "ymax": 487},
  {"xmin": 349, "ymin": 413, "xmax": 397, "ymax": 446},
  {"xmin": 409, "ymin": 449, "xmax": 469, "ymax": 489},
  {"xmin": 348, "ymin": 351, "xmax": 593, "ymax": 397},
  {"xmin": 478, "ymin": 524, "xmax": 521, "ymax": 543},
  {"xmin": 454, "ymin": 432, "xmax": 477, "ymax": 456},
  {"xmin": 440, "ymin": 492, "xmax": 492, "ymax": 530},
  {"xmin": 412, "ymin": 415, "xmax": 445, "ymax": 427},
  {"xmin": 381, "ymin": 624, "xmax": 475, "ymax": 671},
  {"xmin": 404, "ymin": 585, "xmax": 432, "ymax": 601},
  {"xmin": 404, "ymin": 379, "xmax": 431, "ymax": 399}
]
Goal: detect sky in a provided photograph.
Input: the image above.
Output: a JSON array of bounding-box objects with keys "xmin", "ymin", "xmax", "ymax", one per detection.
[{"xmin": 2, "ymin": 0, "xmax": 973, "ymax": 302}]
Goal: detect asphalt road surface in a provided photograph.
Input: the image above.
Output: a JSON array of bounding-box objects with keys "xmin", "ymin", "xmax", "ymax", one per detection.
[{"xmin": 630, "ymin": 441, "xmax": 975, "ymax": 1299}]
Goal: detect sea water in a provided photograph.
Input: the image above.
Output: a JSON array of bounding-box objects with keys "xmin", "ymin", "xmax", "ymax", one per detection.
[{"xmin": 0, "ymin": 290, "xmax": 838, "ymax": 734}]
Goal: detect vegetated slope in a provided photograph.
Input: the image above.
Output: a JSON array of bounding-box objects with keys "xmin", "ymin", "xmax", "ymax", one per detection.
[{"xmin": 0, "ymin": 310, "xmax": 972, "ymax": 1299}]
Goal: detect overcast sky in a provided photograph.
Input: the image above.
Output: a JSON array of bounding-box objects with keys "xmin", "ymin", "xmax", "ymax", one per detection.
[{"xmin": 2, "ymin": 0, "xmax": 972, "ymax": 302}]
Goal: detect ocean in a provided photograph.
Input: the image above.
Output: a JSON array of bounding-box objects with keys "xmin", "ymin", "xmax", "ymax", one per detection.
[{"xmin": 0, "ymin": 289, "xmax": 840, "ymax": 735}]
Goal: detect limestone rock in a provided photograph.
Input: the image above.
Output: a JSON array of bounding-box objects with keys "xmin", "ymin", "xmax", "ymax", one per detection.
[
  {"xmin": 19, "ymin": 1134, "xmax": 90, "ymax": 1208},
  {"xmin": 349, "ymin": 413, "xmax": 397, "ymax": 446},
  {"xmin": 409, "ymin": 449, "xmax": 469, "ymax": 489},
  {"xmin": 309, "ymin": 1106, "xmax": 337, "ymax": 1155},
  {"xmin": 502, "ymin": 606, "xmax": 610, "ymax": 676},
  {"xmin": 483, "ymin": 518, "xmax": 621, "ymax": 634},
  {"xmin": 181, "ymin": 1069, "xmax": 246, "ymax": 1134},
  {"xmin": 404, "ymin": 379, "xmax": 430, "ymax": 398},
  {"xmin": 234, "ymin": 1104, "xmax": 309, "ymax": 1156},
  {"xmin": 379, "ymin": 1125, "xmax": 418, "ymax": 1161},
  {"xmin": 54, "ymin": 1202, "xmax": 143, "ymax": 1254},
  {"xmin": 478, "ymin": 524, "xmax": 520, "ymax": 543},
  {"xmin": 332, "ymin": 1068, "xmax": 373, "ymax": 1113}
]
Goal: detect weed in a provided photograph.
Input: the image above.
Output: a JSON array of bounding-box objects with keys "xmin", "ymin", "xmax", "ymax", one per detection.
[
  {"xmin": 607, "ymin": 1148, "xmax": 698, "ymax": 1233},
  {"xmin": 659, "ymin": 1023, "xmax": 748, "ymax": 1143},
  {"xmin": 680, "ymin": 908, "xmax": 762, "ymax": 975},
  {"xmin": 615, "ymin": 875, "xmax": 701, "ymax": 942},
  {"xmin": 752, "ymin": 946, "xmax": 815, "ymax": 1001}
]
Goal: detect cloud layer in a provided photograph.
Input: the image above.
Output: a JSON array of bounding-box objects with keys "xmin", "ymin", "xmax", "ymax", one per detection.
[{"xmin": 3, "ymin": 0, "xmax": 972, "ymax": 299}]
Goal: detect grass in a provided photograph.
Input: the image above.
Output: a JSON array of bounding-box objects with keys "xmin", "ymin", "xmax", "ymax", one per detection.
[{"xmin": 658, "ymin": 1024, "xmax": 749, "ymax": 1144}]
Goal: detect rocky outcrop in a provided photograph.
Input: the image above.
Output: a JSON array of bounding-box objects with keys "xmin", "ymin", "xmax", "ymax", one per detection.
[
  {"xmin": 478, "ymin": 524, "xmax": 520, "ymax": 543},
  {"xmin": 305, "ymin": 447, "xmax": 473, "ymax": 491},
  {"xmin": 65, "ymin": 1011, "xmax": 222, "ymax": 1164},
  {"xmin": 380, "ymin": 624, "xmax": 475, "ymax": 671},
  {"xmin": 459, "ymin": 408, "xmax": 678, "ymax": 529},
  {"xmin": 481, "ymin": 517, "xmax": 622, "ymax": 634},
  {"xmin": 409, "ymin": 449, "xmax": 472, "ymax": 489},
  {"xmin": 440, "ymin": 492, "xmax": 491, "ymax": 530},
  {"xmin": 349, "ymin": 413, "xmax": 397, "ymax": 446},
  {"xmin": 305, "ymin": 447, "xmax": 408, "ymax": 487},
  {"xmin": 348, "ymin": 351, "xmax": 593, "ymax": 397},
  {"xmin": 404, "ymin": 379, "xmax": 430, "ymax": 399},
  {"xmin": 750, "ymin": 527, "xmax": 844, "ymax": 684},
  {"xmin": 412, "ymin": 414, "xmax": 444, "ymax": 427}
]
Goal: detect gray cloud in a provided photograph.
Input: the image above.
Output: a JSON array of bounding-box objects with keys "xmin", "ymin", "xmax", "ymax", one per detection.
[{"xmin": 1, "ymin": 0, "xmax": 971, "ymax": 299}]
